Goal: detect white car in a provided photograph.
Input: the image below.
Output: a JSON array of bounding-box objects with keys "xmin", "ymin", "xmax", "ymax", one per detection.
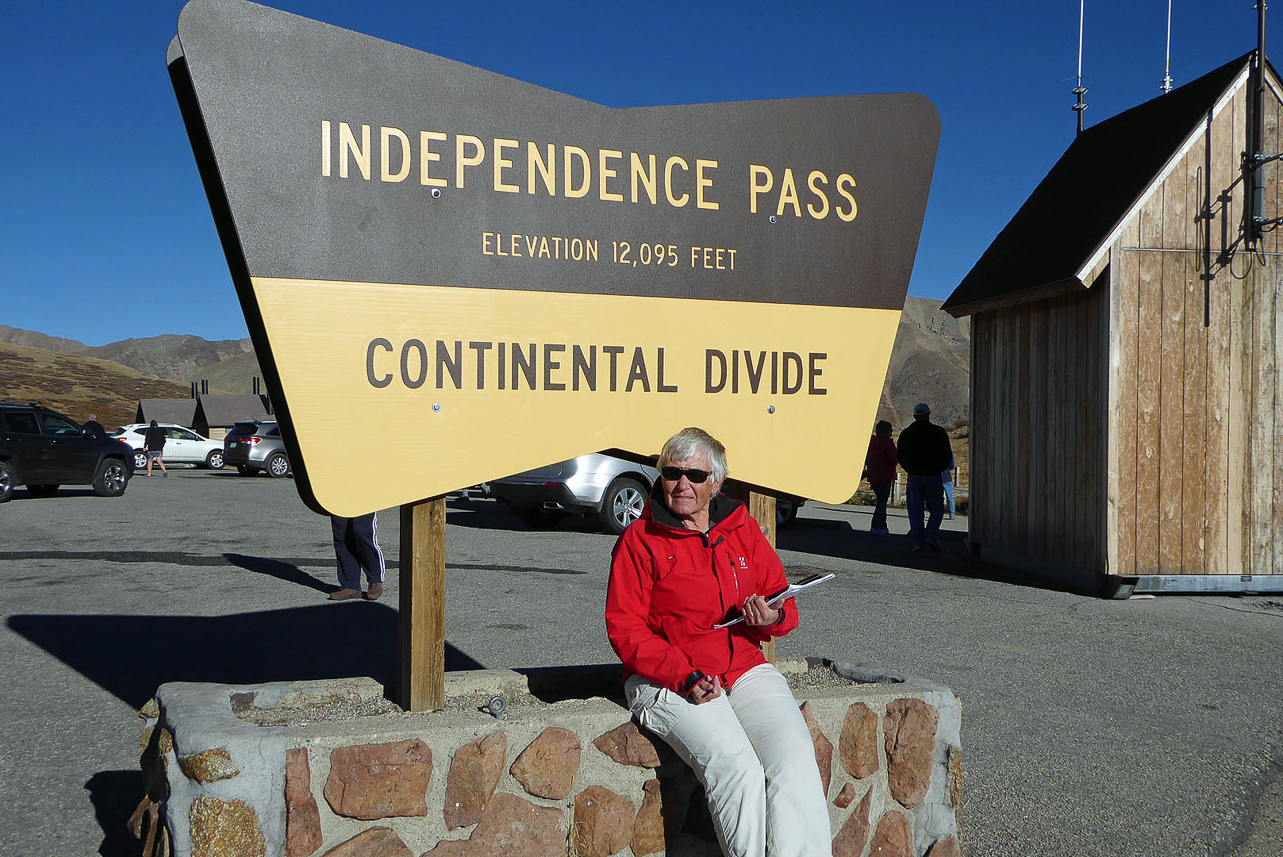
[{"xmin": 111, "ymin": 424, "xmax": 226, "ymax": 470}]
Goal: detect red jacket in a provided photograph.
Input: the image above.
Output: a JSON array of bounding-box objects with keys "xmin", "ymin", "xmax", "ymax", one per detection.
[
  {"xmin": 606, "ymin": 490, "xmax": 798, "ymax": 694},
  {"xmin": 864, "ymin": 435, "xmax": 898, "ymax": 484}
]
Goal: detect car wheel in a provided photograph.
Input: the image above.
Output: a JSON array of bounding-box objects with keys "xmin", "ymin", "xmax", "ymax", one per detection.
[
  {"xmin": 204, "ymin": 449, "xmax": 225, "ymax": 469},
  {"xmin": 776, "ymin": 499, "xmax": 800, "ymax": 529},
  {"xmin": 236, "ymin": 464, "xmax": 256, "ymax": 476},
  {"xmin": 599, "ymin": 477, "xmax": 647, "ymax": 535},
  {"xmin": 133, "ymin": 450, "xmax": 149, "ymax": 470},
  {"xmin": 265, "ymin": 452, "xmax": 290, "ymax": 478},
  {"xmin": 518, "ymin": 505, "xmax": 564, "ymax": 529},
  {"xmin": 0, "ymin": 461, "xmax": 14, "ymax": 503},
  {"xmin": 26, "ymin": 484, "xmax": 60, "ymax": 498},
  {"xmin": 93, "ymin": 459, "xmax": 129, "ymax": 497}
]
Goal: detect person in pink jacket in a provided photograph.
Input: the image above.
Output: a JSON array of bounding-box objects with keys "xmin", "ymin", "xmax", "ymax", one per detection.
[
  {"xmin": 863, "ymin": 420, "xmax": 898, "ymax": 535},
  {"xmin": 606, "ymin": 427, "xmax": 830, "ymax": 857}
]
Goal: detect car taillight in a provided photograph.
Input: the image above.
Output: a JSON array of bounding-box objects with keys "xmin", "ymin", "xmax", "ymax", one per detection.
[{"xmin": 247, "ymin": 437, "xmax": 261, "ymax": 444}]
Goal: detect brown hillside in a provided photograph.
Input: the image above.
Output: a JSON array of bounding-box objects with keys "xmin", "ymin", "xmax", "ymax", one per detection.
[
  {"xmin": 876, "ymin": 296, "xmax": 970, "ymax": 430},
  {"xmin": 0, "ymin": 342, "xmax": 192, "ymax": 429},
  {"xmin": 88, "ymin": 335, "xmax": 256, "ymax": 388},
  {"xmin": 0, "ymin": 324, "xmax": 91, "ymax": 355},
  {"xmin": 0, "ymin": 327, "xmax": 260, "ymax": 393}
]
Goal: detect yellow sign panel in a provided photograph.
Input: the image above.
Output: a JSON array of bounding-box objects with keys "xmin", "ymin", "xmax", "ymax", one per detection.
[{"xmin": 171, "ymin": 0, "xmax": 939, "ymax": 515}]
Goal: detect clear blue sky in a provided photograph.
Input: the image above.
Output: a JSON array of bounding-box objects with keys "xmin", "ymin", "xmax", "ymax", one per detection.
[{"xmin": 1, "ymin": 1, "xmax": 1257, "ymax": 346}]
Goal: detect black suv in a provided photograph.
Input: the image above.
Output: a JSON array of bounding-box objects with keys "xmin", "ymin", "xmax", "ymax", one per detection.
[{"xmin": 0, "ymin": 401, "xmax": 134, "ymax": 502}]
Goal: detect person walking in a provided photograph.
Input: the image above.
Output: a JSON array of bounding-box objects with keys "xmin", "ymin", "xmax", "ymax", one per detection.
[
  {"xmin": 328, "ymin": 512, "xmax": 386, "ymax": 601},
  {"xmin": 863, "ymin": 420, "xmax": 898, "ymax": 535},
  {"xmin": 942, "ymin": 452, "xmax": 956, "ymax": 519},
  {"xmin": 143, "ymin": 420, "xmax": 168, "ymax": 477},
  {"xmin": 895, "ymin": 403, "xmax": 953, "ymax": 551}
]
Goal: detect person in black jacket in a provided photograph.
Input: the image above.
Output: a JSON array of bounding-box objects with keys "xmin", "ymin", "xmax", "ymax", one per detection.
[
  {"xmin": 143, "ymin": 420, "xmax": 168, "ymax": 477},
  {"xmin": 895, "ymin": 403, "xmax": 953, "ymax": 551}
]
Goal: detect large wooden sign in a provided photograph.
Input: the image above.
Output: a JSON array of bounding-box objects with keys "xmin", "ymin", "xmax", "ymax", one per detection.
[{"xmin": 170, "ymin": 0, "xmax": 939, "ymax": 516}]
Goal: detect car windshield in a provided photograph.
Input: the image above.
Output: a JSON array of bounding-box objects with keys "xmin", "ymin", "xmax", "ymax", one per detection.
[{"xmin": 39, "ymin": 414, "xmax": 81, "ymax": 437}]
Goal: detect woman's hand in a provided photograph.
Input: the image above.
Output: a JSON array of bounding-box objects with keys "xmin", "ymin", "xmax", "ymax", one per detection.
[
  {"xmin": 742, "ymin": 594, "xmax": 781, "ymax": 627},
  {"xmin": 688, "ymin": 674, "xmax": 722, "ymax": 704}
]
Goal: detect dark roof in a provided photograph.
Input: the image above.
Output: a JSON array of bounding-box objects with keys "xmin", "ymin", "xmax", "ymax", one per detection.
[
  {"xmin": 943, "ymin": 52, "xmax": 1254, "ymax": 316},
  {"xmin": 193, "ymin": 394, "xmax": 270, "ymax": 427},
  {"xmin": 136, "ymin": 398, "xmax": 198, "ymax": 426}
]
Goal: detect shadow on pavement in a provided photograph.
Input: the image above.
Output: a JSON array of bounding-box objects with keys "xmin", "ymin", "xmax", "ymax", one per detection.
[
  {"xmin": 7, "ymin": 606, "xmax": 487, "ymax": 710},
  {"xmin": 445, "ymin": 496, "xmax": 634, "ymax": 536},
  {"xmin": 444, "ymin": 496, "xmax": 549, "ymax": 532},
  {"xmin": 224, "ymin": 552, "xmax": 334, "ymax": 593},
  {"xmin": 86, "ymin": 770, "xmax": 143, "ymax": 857},
  {"xmin": 777, "ymin": 512, "xmax": 1100, "ymax": 596}
]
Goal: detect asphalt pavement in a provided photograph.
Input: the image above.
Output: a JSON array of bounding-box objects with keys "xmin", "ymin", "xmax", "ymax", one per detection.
[{"xmin": 1, "ymin": 468, "xmax": 1281, "ymax": 856}]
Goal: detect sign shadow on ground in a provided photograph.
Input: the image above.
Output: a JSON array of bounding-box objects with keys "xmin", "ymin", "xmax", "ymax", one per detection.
[{"xmin": 7, "ymin": 607, "xmax": 486, "ymax": 710}]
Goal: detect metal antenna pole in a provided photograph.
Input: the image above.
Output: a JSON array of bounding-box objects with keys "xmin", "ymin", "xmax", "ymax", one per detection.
[
  {"xmin": 1250, "ymin": 1, "xmax": 1268, "ymax": 243},
  {"xmin": 1160, "ymin": 0, "xmax": 1174, "ymax": 92},
  {"xmin": 1073, "ymin": 0, "xmax": 1089, "ymax": 134}
]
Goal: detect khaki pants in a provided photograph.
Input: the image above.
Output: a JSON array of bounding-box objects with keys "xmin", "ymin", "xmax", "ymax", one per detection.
[{"xmin": 625, "ymin": 663, "xmax": 831, "ymax": 857}]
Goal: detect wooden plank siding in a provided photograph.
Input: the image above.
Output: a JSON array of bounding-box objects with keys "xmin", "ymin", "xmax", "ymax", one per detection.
[
  {"xmin": 1210, "ymin": 87, "xmax": 1237, "ymax": 577},
  {"xmin": 1111, "ymin": 223, "xmax": 1141, "ymax": 577},
  {"xmin": 1157, "ymin": 156, "xmax": 1186, "ymax": 575},
  {"xmin": 969, "ymin": 287, "xmax": 1108, "ymax": 574},
  {"xmin": 969, "ymin": 70, "xmax": 1283, "ymax": 581},
  {"xmin": 1182, "ymin": 128, "xmax": 1207, "ymax": 575},
  {"xmin": 1135, "ymin": 192, "xmax": 1164, "ymax": 572}
]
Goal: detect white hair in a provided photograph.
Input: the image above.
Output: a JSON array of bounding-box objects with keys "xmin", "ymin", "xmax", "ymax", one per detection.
[{"xmin": 658, "ymin": 427, "xmax": 727, "ymax": 484}]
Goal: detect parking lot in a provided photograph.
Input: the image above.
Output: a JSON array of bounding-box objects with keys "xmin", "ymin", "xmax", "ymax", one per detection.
[{"xmin": 1, "ymin": 469, "xmax": 1282, "ymax": 856}]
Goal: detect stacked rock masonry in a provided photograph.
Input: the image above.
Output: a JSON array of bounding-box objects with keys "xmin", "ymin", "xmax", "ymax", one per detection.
[{"xmin": 136, "ymin": 665, "xmax": 962, "ymax": 857}]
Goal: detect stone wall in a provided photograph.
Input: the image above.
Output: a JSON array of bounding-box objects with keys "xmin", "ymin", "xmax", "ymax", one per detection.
[{"xmin": 134, "ymin": 661, "xmax": 962, "ymax": 857}]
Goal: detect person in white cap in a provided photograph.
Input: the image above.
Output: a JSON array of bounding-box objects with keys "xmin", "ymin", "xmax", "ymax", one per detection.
[{"xmin": 895, "ymin": 403, "xmax": 953, "ymax": 551}]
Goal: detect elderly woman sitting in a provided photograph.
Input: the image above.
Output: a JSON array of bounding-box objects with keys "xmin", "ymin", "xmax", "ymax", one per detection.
[{"xmin": 605, "ymin": 427, "xmax": 830, "ymax": 857}]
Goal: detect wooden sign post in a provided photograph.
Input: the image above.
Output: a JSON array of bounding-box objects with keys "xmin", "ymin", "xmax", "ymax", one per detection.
[{"xmin": 398, "ymin": 496, "xmax": 446, "ymax": 711}]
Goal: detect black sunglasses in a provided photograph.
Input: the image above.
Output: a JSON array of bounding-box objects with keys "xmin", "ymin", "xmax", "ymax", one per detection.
[{"xmin": 661, "ymin": 466, "xmax": 710, "ymax": 483}]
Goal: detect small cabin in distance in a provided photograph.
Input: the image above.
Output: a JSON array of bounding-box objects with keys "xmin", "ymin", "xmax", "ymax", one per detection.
[{"xmin": 943, "ymin": 52, "xmax": 1283, "ymax": 597}]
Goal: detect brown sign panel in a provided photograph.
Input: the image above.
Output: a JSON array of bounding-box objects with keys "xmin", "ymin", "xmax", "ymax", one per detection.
[{"xmin": 171, "ymin": 0, "xmax": 939, "ymax": 516}]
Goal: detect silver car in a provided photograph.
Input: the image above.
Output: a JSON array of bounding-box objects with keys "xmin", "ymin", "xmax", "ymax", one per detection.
[
  {"xmin": 223, "ymin": 421, "xmax": 291, "ymax": 478},
  {"xmin": 489, "ymin": 453, "xmax": 657, "ymax": 535},
  {"xmin": 490, "ymin": 453, "xmax": 805, "ymax": 535}
]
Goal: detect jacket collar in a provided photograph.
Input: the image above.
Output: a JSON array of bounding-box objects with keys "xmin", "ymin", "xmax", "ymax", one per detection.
[{"xmin": 645, "ymin": 481, "xmax": 744, "ymax": 536}]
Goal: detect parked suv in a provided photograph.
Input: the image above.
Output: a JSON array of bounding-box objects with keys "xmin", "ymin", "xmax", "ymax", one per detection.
[
  {"xmin": 0, "ymin": 401, "xmax": 134, "ymax": 501},
  {"xmin": 112, "ymin": 423, "xmax": 226, "ymax": 470},
  {"xmin": 223, "ymin": 421, "xmax": 290, "ymax": 477}
]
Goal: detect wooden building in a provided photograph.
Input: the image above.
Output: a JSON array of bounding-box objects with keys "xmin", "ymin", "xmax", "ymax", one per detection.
[
  {"xmin": 135, "ymin": 398, "xmax": 198, "ymax": 428},
  {"xmin": 192, "ymin": 394, "xmax": 271, "ymax": 441},
  {"xmin": 943, "ymin": 52, "xmax": 1283, "ymax": 596}
]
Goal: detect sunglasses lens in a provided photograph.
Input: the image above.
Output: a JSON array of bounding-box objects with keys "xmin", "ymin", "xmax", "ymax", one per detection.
[{"xmin": 661, "ymin": 467, "xmax": 709, "ymax": 483}]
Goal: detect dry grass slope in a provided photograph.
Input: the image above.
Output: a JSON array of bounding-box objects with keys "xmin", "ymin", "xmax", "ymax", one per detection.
[{"xmin": 0, "ymin": 342, "xmax": 192, "ymax": 429}]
